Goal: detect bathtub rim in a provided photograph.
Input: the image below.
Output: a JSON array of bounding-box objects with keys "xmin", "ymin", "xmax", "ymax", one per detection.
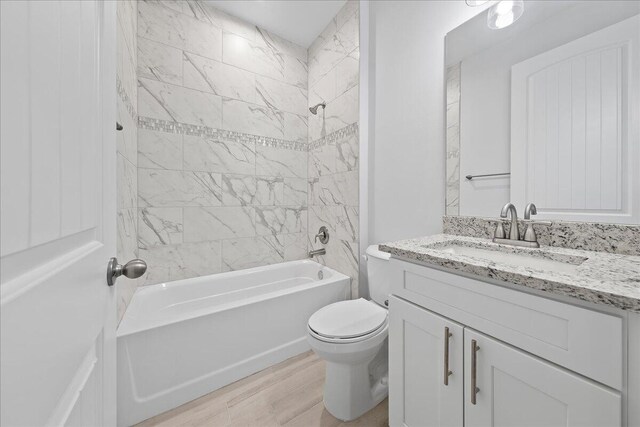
[{"xmin": 117, "ymin": 259, "xmax": 351, "ymax": 338}]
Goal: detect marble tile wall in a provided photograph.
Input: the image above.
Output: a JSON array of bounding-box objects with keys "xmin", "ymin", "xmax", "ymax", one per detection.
[
  {"xmin": 307, "ymin": 1, "xmax": 360, "ymax": 298},
  {"xmin": 136, "ymin": 0, "xmax": 310, "ymax": 285},
  {"xmin": 116, "ymin": 0, "xmax": 139, "ymax": 323},
  {"xmin": 137, "ymin": 0, "xmax": 308, "ymax": 142},
  {"xmin": 446, "ymin": 63, "xmax": 460, "ymax": 216}
]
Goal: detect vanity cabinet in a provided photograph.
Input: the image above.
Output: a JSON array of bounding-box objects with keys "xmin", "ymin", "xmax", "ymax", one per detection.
[
  {"xmin": 389, "ymin": 297, "xmax": 620, "ymax": 427},
  {"xmin": 388, "ymin": 258, "xmax": 630, "ymax": 427}
]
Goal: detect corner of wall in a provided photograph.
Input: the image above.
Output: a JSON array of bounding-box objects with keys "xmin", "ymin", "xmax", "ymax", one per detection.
[
  {"xmin": 116, "ymin": 0, "xmax": 138, "ymax": 324},
  {"xmin": 307, "ymin": 0, "xmax": 362, "ymax": 299}
]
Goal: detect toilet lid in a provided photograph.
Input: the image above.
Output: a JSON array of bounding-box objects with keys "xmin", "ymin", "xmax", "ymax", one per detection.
[{"xmin": 308, "ymin": 298, "xmax": 387, "ymax": 339}]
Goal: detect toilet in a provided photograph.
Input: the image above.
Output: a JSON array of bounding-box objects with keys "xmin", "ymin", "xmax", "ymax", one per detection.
[{"xmin": 307, "ymin": 245, "xmax": 392, "ymax": 421}]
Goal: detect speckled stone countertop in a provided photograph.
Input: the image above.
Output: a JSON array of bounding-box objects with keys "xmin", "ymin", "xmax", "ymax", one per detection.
[{"xmin": 379, "ymin": 234, "xmax": 640, "ymax": 312}]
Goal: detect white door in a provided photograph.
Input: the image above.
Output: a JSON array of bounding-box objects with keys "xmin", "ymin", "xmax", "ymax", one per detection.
[
  {"xmin": 1, "ymin": 1, "xmax": 117, "ymax": 426},
  {"xmin": 511, "ymin": 15, "xmax": 640, "ymax": 223},
  {"xmin": 389, "ymin": 296, "xmax": 464, "ymax": 427},
  {"xmin": 464, "ymin": 329, "xmax": 621, "ymax": 427}
]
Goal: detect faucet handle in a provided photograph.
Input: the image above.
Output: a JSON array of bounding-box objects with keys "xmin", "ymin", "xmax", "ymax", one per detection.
[
  {"xmin": 523, "ymin": 219, "xmax": 551, "ymax": 243},
  {"xmin": 523, "ymin": 224, "xmax": 537, "ymax": 243},
  {"xmin": 494, "ymin": 221, "xmax": 506, "ymax": 239}
]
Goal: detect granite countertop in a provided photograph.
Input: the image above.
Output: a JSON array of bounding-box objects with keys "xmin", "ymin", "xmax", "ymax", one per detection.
[{"xmin": 379, "ymin": 234, "xmax": 640, "ymax": 312}]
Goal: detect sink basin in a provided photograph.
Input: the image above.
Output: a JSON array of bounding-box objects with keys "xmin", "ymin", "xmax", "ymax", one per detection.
[{"xmin": 422, "ymin": 241, "xmax": 588, "ymax": 274}]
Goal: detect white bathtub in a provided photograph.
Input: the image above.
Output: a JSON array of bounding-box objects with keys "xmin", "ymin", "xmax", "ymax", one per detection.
[{"xmin": 117, "ymin": 260, "xmax": 350, "ymax": 426}]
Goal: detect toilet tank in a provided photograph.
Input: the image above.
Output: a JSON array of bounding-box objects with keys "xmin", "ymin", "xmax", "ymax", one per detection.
[{"xmin": 366, "ymin": 245, "xmax": 392, "ymax": 306}]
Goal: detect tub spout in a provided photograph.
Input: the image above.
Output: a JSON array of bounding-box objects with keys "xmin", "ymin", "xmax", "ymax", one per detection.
[{"xmin": 309, "ymin": 248, "xmax": 326, "ymax": 258}]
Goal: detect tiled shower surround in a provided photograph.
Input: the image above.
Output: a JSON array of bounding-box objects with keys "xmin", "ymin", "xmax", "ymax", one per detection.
[
  {"xmin": 132, "ymin": 0, "xmax": 360, "ymax": 297},
  {"xmin": 307, "ymin": 1, "xmax": 360, "ymax": 298},
  {"xmin": 446, "ymin": 63, "xmax": 460, "ymax": 216},
  {"xmin": 116, "ymin": 0, "xmax": 139, "ymax": 323}
]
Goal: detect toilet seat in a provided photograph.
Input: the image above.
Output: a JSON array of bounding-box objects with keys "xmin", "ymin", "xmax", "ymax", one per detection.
[
  {"xmin": 308, "ymin": 298, "xmax": 388, "ymax": 343},
  {"xmin": 308, "ymin": 321, "xmax": 387, "ymax": 344}
]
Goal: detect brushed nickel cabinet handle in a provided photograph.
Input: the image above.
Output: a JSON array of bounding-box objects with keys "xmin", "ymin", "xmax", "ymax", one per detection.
[
  {"xmin": 471, "ymin": 339, "xmax": 480, "ymax": 404},
  {"xmin": 444, "ymin": 327, "xmax": 453, "ymax": 385}
]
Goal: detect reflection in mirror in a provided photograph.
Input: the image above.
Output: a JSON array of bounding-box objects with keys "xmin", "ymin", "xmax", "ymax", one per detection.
[{"xmin": 445, "ymin": 1, "xmax": 640, "ymax": 224}]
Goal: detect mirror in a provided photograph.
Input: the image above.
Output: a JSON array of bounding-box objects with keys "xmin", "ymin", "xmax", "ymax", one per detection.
[{"xmin": 445, "ymin": 1, "xmax": 639, "ymax": 224}]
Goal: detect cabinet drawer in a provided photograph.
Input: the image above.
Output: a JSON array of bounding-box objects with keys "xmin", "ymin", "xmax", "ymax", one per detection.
[{"xmin": 390, "ymin": 258, "xmax": 624, "ymax": 390}]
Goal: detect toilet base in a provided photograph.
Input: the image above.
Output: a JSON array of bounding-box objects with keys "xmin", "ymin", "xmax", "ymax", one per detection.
[{"xmin": 322, "ymin": 340, "xmax": 388, "ymax": 421}]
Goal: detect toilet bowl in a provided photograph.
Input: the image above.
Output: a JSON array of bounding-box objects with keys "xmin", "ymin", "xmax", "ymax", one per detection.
[{"xmin": 306, "ymin": 245, "xmax": 392, "ymax": 421}]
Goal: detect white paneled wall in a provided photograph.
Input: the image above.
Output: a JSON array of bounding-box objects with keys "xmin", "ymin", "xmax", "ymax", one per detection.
[
  {"xmin": 512, "ymin": 15, "xmax": 639, "ymax": 223},
  {"xmin": 1, "ymin": 0, "xmax": 99, "ymax": 258},
  {"xmin": 1, "ymin": 1, "xmax": 117, "ymax": 425},
  {"xmin": 528, "ymin": 49, "xmax": 622, "ymax": 210}
]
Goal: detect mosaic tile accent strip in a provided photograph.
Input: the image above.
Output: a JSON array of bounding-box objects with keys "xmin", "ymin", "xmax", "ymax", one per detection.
[
  {"xmin": 309, "ymin": 122, "xmax": 359, "ymax": 150},
  {"xmin": 138, "ymin": 116, "xmax": 308, "ymax": 152},
  {"xmin": 117, "ymin": 75, "xmax": 137, "ymax": 121},
  {"xmin": 443, "ymin": 215, "xmax": 640, "ymax": 256}
]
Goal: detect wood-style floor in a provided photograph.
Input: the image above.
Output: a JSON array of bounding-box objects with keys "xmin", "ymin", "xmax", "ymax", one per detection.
[{"xmin": 136, "ymin": 351, "xmax": 388, "ymax": 427}]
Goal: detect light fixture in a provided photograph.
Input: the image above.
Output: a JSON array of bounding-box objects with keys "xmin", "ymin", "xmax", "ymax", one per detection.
[
  {"xmin": 487, "ymin": 0, "xmax": 524, "ymax": 30},
  {"xmin": 465, "ymin": 0, "xmax": 489, "ymax": 5}
]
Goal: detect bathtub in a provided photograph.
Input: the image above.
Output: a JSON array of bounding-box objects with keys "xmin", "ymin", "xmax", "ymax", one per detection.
[{"xmin": 117, "ymin": 260, "xmax": 350, "ymax": 426}]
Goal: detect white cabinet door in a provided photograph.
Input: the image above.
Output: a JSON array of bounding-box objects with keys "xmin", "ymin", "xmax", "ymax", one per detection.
[
  {"xmin": 389, "ymin": 296, "xmax": 464, "ymax": 427},
  {"xmin": 464, "ymin": 329, "xmax": 621, "ymax": 427},
  {"xmin": 0, "ymin": 1, "xmax": 117, "ymax": 425}
]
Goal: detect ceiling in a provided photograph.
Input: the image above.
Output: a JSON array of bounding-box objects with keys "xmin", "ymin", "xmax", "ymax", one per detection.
[
  {"xmin": 446, "ymin": 1, "xmax": 577, "ymax": 66},
  {"xmin": 206, "ymin": 0, "xmax": 347, "ymax": 48},
  {"xmin": 446, "ymin": 0, "xmax": 640, "ymax": 66}
]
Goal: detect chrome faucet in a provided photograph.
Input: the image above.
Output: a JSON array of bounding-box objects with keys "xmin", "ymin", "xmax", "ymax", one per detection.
[
  {"xmin": 500, "ymin": 203, "xmax": 520, "ymax": 240},
  {"xmin": 493, "ymin": 202, "xmax": 550, "ymax": 248}
]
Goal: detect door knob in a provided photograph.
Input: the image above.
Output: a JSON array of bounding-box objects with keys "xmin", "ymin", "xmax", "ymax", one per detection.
[{"xmin": 106, "ymin": 257, "xmax": 147, "ymax": 286}]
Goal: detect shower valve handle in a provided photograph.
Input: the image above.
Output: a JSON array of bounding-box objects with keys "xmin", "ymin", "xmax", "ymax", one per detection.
[{"xmin": 315, "ymin": 226, "xmax": 329, "ymax": 244}]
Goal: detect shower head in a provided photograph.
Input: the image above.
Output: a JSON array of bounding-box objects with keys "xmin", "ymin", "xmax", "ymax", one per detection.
[{"xmin": 309, "ymin": 102, "xmax": 326, "ymax": 115}]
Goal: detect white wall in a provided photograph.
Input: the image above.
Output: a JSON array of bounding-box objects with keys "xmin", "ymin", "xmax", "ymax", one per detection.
[
  {"xmin": 458, "ymin": 49, "xmax": 511, "ymax": 217},
  {"xmin": 368, "ymin": 0, "xmax": 491, "ymax": 244}
]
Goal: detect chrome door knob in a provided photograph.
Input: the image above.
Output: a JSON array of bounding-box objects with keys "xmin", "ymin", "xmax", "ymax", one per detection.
[{"xmin": 106, "ymin": 257, "xmax": 147, "ymax": 286}]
